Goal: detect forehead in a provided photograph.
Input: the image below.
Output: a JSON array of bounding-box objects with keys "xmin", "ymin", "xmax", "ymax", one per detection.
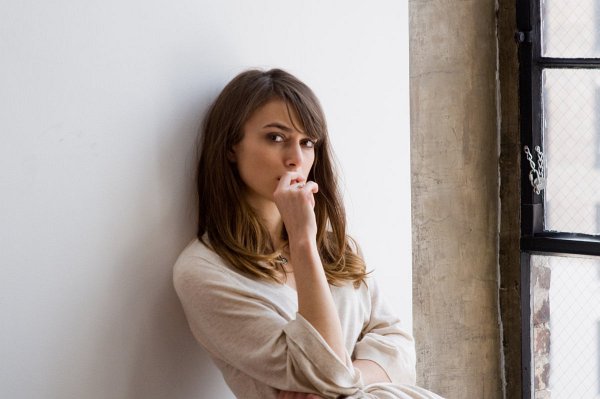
[{"xmin": 244, "ymin": 99, "xmax": 305, "ymax": 133}]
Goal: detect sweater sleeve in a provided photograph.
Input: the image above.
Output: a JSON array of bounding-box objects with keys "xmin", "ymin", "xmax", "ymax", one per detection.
[
  {"xmin": 173, "ymin": 255, "xmax": 363, "ymax": 398},
  {"xmin": 352, "ymin": 277, "xmax": 417, "ymax": 385}
]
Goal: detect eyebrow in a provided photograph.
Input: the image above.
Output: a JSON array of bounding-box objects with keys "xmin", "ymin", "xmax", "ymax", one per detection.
[{"xmin": 262, "ymin": 122, "xmax": 293, "ymax": 132}]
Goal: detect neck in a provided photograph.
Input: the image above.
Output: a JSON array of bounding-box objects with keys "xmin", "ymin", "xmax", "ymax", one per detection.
[
  {"xmin": 262, "ymin": 207, "xmax": 285, "ymax": 249},
  {"xmin": 245, "ymin": 193, "xmax": 285, "ymax": 249}
]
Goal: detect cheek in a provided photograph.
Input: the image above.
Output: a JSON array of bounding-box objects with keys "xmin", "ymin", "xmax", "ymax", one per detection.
[
  {"xmin": 236, "ymin": 151, "xmax": 277, "ymax": 189},
  {"xmin": 236, "ymin": 145, "xmax": 263, "ymax": 173},
  {"xmin": 237, "ymin": 159, "xmax": 261, "ymax": 183},
  {"xmin": 305, "ymin": 153, "xmax": 316, "ymax": 174}
]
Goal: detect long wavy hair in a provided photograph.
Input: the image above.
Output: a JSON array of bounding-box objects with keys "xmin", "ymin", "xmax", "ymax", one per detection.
[{"xmin": 196, "ymin": 68, "xmax": 366, "ymax": 287}]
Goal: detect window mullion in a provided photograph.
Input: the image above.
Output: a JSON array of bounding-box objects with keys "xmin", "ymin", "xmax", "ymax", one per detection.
[
  {"xmin": 519, "ymin": 0, "xmax": 545, "ymax": 236},
  {"xmin": 540, "ymin": 58, "xmax": 600, "ymax": 68}
]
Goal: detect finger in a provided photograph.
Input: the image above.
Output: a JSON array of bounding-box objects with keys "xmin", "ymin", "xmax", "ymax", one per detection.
[
  {"xmin": 304, "ymin": 181, "xmax": 318, "ymax": 194},
  {"xmin": 291, "ymin": 181, "xmax": 308, "ymax": 191},
  {"xmin": 301, "ymin": 182, "xmax": 318, "ymax": 207},
  {"xmin": 277, "ymin": 171, "xmax": 305, "ymax": 189},
  {"xmin": 289, "ymin": 181, "xmax": 315, "ymax": 192}
]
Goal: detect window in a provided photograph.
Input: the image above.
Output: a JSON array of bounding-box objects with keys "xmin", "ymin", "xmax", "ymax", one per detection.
[
  {"xmin": 598, "ymin": 321, "xmax": 600, "ymax": 394},
  {"xmin": 596, "ymin": 89, "xmax": 600, "ymax": 169},
  {"xmin": 518, "ymin": 0, "xmax": 600, "ymax": 398}
]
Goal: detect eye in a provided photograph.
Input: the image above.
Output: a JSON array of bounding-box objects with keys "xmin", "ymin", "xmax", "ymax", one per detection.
[
  {"xmin": 302, "ymin": 139, "xmax": 317, "ymax": 149},
  {"xmin": 268, "ymin": 133, "xmax": 285, "ymax": 142}
]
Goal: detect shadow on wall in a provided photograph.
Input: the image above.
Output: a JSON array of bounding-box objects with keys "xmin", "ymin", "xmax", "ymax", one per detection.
[
  {"xmin": 85, "ymin": 85, "xmax": 233, "ymax": 398},
  {"xmin": 130, "ymin": 100, "xmax": 232, "ymax": 398},
  {"xmin": 128, "ymin": 278, "xmax": 228, "ymax": 398}
]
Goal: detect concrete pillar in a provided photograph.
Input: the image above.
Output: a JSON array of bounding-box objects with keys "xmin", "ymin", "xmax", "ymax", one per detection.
[{"xmin": 409, "ymin": 1, "xmax": 503, "ymax": 397}]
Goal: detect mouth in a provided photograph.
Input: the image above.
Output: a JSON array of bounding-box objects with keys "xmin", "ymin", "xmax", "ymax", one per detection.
[{"xmin": 276, "ymin": 174, "xmax": 307, "ymax": 183}]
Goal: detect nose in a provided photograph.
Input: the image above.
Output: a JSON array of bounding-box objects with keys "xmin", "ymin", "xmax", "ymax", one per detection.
[{"xmin": 285, "ymin": 141, "xmax": 304, "ymax": 169}]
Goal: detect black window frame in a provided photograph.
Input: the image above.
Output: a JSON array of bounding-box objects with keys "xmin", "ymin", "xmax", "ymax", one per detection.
[{"xmin": 517, "ymin": 0, "xmax": 600, "ymax": 397}]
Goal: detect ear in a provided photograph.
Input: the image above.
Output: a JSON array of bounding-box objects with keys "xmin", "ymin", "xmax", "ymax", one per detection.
[{"xmin": 227, "ymin": 148, "xmax": 237, "ymax": 163}]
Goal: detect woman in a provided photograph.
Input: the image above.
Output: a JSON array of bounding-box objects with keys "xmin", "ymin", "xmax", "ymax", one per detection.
[{"xmin": 173, "ymin": 69, "xmax": 443, "ymax": 399}]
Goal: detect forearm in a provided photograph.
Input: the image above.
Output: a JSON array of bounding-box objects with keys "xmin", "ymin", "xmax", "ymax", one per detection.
[
  {"xmin": 352, "ymin": 359, "xmax": 391, "ymax": 385},
  {"xmin": 290, "ymin": 238, "xmax": 347, "ymax": 362}
]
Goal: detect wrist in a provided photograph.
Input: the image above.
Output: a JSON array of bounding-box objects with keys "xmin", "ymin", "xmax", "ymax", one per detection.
[
  {"xmin": 288, "ymin": 235, "xmax": 318, "ymax": 253},
  {"xmin": 288, "ymin": 237, "xmax": 322, "ymax": 273}
]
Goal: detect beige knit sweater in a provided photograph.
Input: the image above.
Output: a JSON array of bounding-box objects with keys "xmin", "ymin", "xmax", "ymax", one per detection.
[{"xmin": 173, "ymin": 238, "xmax": 444, "ymax": 399}]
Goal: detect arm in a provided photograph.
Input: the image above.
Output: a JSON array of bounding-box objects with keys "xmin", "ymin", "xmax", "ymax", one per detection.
[
  {"xmin": 352, "ymin": 359, "xmax": 391, "ymax": 385},
  {"xmin": 274, "ymin": 172, "xmax": 347, "ymax": 363},
  {"xmin": 275, "ymin": 173, "xmax": 407, "ymax": 390},
  {"xmin": 173, "ymin": 255, "xmax": 362, "ymax": 397},
  {"xmin": 352, "ymin": 277, "xmax": 417, "ymax": 385},
  {"xmin": 291, "ymin": 238, "xmax": 347, "ymax": 362}
]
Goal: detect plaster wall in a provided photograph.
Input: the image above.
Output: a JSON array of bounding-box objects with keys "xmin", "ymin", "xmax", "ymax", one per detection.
[
  {"xmin": 0, "ymin": 1, "xmax": 412, "ymax": 398},
  {"xmin": 409, "ymin": 1, "xmax": 503, "ymax": 397}
]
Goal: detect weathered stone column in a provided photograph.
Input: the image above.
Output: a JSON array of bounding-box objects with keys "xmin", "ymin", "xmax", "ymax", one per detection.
[{"xmin": 409, "ymin": 1, "xmax": 503, "ymax": 397}]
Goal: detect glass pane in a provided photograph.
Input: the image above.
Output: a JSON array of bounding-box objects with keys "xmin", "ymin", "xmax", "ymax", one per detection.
[
  {"xmin": 542, "ymin": 69, "xmax": 600, "ymax": 234},
  {"xmin": 531, "ymin": 255, "xmax": 600, "ymax": 398},
  {"xmin": 541, "ymin": 0, "xmax": 600, "ymax": 58}
]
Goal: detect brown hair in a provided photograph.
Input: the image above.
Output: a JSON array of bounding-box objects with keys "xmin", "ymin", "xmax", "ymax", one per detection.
[{"xmin": 196, "ymin": 68, "xmax": 366, "ymax": 287}]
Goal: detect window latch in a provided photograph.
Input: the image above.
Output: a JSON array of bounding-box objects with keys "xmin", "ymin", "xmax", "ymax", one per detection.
[
  {"xmin": 515, "ymin": 30, "xmax": 532, "ymax": 44},
  {"xmin": 524, "ymin": 145, "xmax": 546, "ymax": 195}
]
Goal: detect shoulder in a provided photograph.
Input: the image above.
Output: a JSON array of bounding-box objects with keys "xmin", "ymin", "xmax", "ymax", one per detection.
[
  {"xmin": 330, "ymin": 273, "xmax": 380, "ymax": 311},
  {"xmin": 174, "ymin": 237, "xmax": 217, "ymax": 272},
  {"xmin": 172, "ymin": 237, "xmax": 238, "ymax": 294},
  {"xmin": 173, "ymin": 237, "xmax": 276, "ymax": 303},
  {"xmin": 174, "ymin": 237, "xmax": 222, "ymax": 270},
  {"xmin": 330, "ymin": 272, "xmax": 377, "ymax": 304},
  {"xmin": 172, "ymin": 239, "xmax": 292, "ymax": 326}
]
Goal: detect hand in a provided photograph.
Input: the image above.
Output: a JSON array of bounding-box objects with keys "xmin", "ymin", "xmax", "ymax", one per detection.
[
  {"xmin": 273, "ymin": 171, "xmax": 319, "ymax": 240},
  {"xmin": 352, "ymin": 359, "xmax": 391, "ymax": 385},
  {"xmin": 277, "ymin": 390, "xmax": 325, "ymax": 399}
]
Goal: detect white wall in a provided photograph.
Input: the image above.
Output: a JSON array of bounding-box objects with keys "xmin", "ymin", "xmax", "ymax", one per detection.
[{"xmin": 0, "ymin": 1, "xmax": 410, "ymax": 398}]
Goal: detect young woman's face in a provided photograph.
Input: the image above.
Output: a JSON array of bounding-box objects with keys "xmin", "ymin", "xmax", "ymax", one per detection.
[{"xmin": 231, "ymin": 98, "xmax": 317, "ymax": 207}]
